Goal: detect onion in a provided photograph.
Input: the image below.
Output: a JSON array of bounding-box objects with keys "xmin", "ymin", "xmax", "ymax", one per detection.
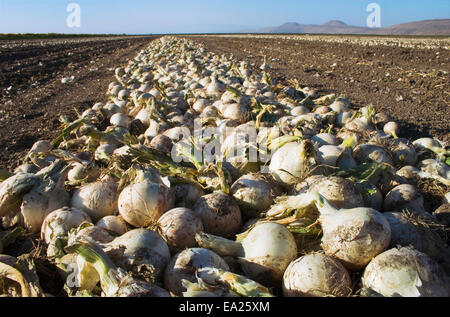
[
  {"xmin": 388, "ymin": 138, "xmax": 418, "ymax": 166},
  {"xmin": 172, "ymin": 183, "xmax": 205, "ymax": 209},
  {"xmin": 269, "ymin": 140, "xmax": 317, "ymax": 187},
  {"xmin": 134, "ymin": 108, "xmax": 152, "ymax": 127},
  {"xmin": 296, "ymin": 176, "xmax": 364, "ymax": 209},
  {"xmin": 195, "ymin": 222, "xmax": 298, "ymax": 286},
  {"xmin": 192, "ymin": 191, "xmax": 241, "ymax": 238},
  {"xmin": 41, "ymin": 207, "xmax": 92, "ymax": 258},
  {"xmin": 101, "ymin": 228, "xmax": 170, "ymax": 281},
  {"xmin": 67, "ymin": 163, "xmax": 89, "ymax": 184},
  {"xmin": 345, "ymin": 117, "xmax": 372, "ymax": 133},
  {"xmin": 311, "ymin": 133, "xmax": 338, "ymax": 147},
  {"xmin": 221, "ymin": 103, "xmax": 248, "ymax": 123},
  {"xmin": 317, "ymin": 145, "xmax": 357, "ymax": 173},
  {"xmin": 230, "ymin": 173, "xmax": 282, "ymax": 218},
  {"xmin": 362, "ymin": 247, "xmax": 450, "ymax": 297},
  {"xmin": 164, "ymin": 247, "xmax": 230, "ymax": 296},
  {"xmin": 336, "ymin": 112, "xmax": 353, "ymax": 127},
  {"xmin": 94, "ymin": 144, "xmax": 117, "ymax": 164},
  {"xmin": 329, "ymin": 98, "xmax": 350, "ymax": 114},
  {"xmin": 20, "ymin": 171, "xmax": 71, "ymax": 233},
  {"xmin": 383, "ymin": 184, "xmax": 428, "ymax": 216},
  {"xmin": 192, "ymin": 99, "xmax": 211, "ymax": 113},
  {"xmin": 71, "ymin": 181, "xmax": 118, "ymax": 223},
  {"xmin": 183, "ymin": 266, "xmax": 274, "ymax": 297},
  {"xmin": 313, "ymin": 192, "xmax": 391, "ymax": 270},
  {"xmin": 355, "ymin": 181, "xmax": 383, "ymax": 211},
  {"xmin": 417, "ymin": 159, "xmax": 450, "ymax": 181},
  {"xmin": 96, "ymin": 216, "xmax": 128, "ymax": 236},
  {"xmin": 282, "ymin": 252, "xmax": 352, "ymax": 297},
  {"xmin": 110, "ymin": 113, "xmax": 130, "ymax": 129},
  {"xmin": 206, "ymin": 76, "xmax": 225, "ymax": 97},
  {"xmin": 0, "ymin": 173, "xmax": 41, "ymax": 217},
  {"xmin": 66, "ymin": 240, "xmax": 169, "ymax": 297},
  {"xmin": 118, "ymin": 166, "xmax": 173, "ymax": 228},
  {"xmin": 413, "ymin": 138, "xmax": 448, "ymax": 159},
  {"xmin": 383, "ymin": 212, "xmax": 450, "ymax": 274},
  {"xmin": 291, "ymin": 106, "xmax": 309, "ymax": 116},
  {"xmin": 68, "ymin": 224, "xmax": 115, "ymax": 245},
  {"xmin": 148, "ymin": 134, "xmax": 173, "ymax": 153},
  {"xmin": 383, "ymin": 122, "xmax": 399, "ymax": 139},
  {"xmin": 353, "ymin": 144, "xmax": 394, "ymax": 166},
  {"xmin": 156, "ymin": 207, "xmax": 204, "ymax": 250}
]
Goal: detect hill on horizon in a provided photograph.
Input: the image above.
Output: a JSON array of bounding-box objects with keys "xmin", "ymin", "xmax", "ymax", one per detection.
[{"xmin": 247, "ymin": 19, "xmax": 450, "ymax": 35}]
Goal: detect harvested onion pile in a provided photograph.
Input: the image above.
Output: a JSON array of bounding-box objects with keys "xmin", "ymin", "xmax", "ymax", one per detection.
[{"xmin": 0, "ymin": 36, "xmax": 449, "ymax": 297}]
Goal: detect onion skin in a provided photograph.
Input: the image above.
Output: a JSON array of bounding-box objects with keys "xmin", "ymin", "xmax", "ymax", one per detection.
[
  {"xmin": 192, "ymin": 191, "xmax": 242, "ymax": 238},
  {"xmin": 21, "ymin": 182, "xmax": 71, "ymax": 234},
  {"xmin": 163, "ymin": 248, "xmax": 229, "ymax": 296},
  {"xmin": 283, "ymin": 253, "xmax": 352, "ymax": 297},
  {"xmin": 156, "ymin": 207, "xmax": 204, "ymax": 249},
  {"xmin": 362, "ymin": 247, "xmax": 450, "ymax": 297},
  {"xmin": 118, "ymin": 181, "xmax": 173, "ymax": 228},
  {"xmin": 71, "ymin": 181, "xmax": 118, "ymax": 223}
]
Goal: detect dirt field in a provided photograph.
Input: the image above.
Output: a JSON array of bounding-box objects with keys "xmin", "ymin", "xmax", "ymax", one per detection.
[
  {"xmin": 0, "ymin": 36, "xmax": 159, "ymax": 170},
  {"xmin": 0, "ymin": 34, "xmax": 449, "ymax": 170}
]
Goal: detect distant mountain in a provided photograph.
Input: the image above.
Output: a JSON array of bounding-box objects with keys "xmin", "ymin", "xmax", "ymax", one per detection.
[
  {"xmin": 382, "ymin": 19, "xmax": 450, "ymax": 35},
  {"xmin": 247, "ymin": 19, "xmax": 450, "ymax": 35},
  {"xmin": 323, "ymin": 20, "xmax": 348, "ymax": 27}
]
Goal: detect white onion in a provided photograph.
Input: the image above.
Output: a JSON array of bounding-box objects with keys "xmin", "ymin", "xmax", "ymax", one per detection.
[
  {"xmin": 192, "ymin": 191, "xmax": 241, "ymax": 238},
  {"xmin": 156, "ymin": 207, "xmax": 204, "ymax": 249},
  {"xmin": 102, "ymin": 228, "xmax": 170, "ymax": 281},
  {"xmin": 196, "ymin": 222, "xmax": 298, "ymax": 286},
  {"xmin": 164, "ymin": 247, "xmax": 229, "ymax": 296},
  {"xmin": 283, "ymin": 252, "xmax": 352, "ymax": 297},
  {"xmin": 41, "ymin": 207, "xmax": 92, "ymax": 258},
  {"xmin": 313, "ymin": 192, "xmax": 391, "ymax": 270},
  {"xmin": 96, "ymin": 216, "xmax": 128, "ymax": 236},
  {"xmin": 269, "ymin": 141, "xmax": 316, "ymax": 187},
  {"xmin": 230, "ymin": 173, "xmax": 282, "ymax": 218},
  {"xmin": 118, "ymin": 179, "xmax": 173, "ymax": 228},
  {"xmin": 71, "ymin": 181, "xmax": 118, "ymax": 223},
  {"xmin": 362, "ymin": 247, "xmax": 450, "ymax": 297},
  {"xmin": 20, "ymin": 174, "xmax": 70, "ymax": 233}
]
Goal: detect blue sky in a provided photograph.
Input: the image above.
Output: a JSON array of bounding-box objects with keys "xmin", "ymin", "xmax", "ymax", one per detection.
[{"xmin": 0, "ymin": 0, "xmax": 449, "ymax": 34}]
